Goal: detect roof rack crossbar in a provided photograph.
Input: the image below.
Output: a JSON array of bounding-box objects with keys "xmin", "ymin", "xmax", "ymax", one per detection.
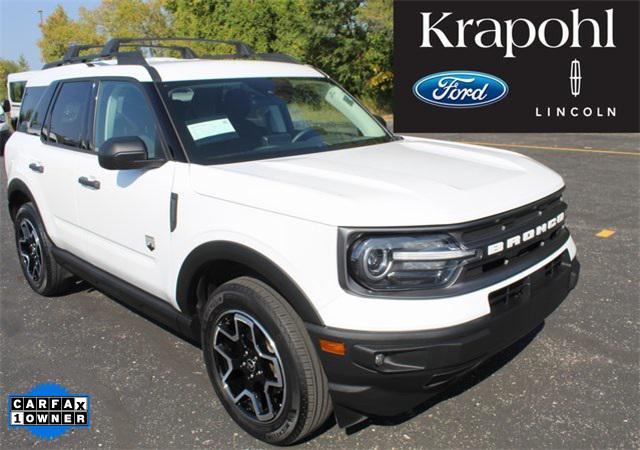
[
  {"xmin": 42, "ymin": 52, "xmax": 105, "ymax": 69},
  {"xmin": 101, "ymin": 37, "xmax": 254, "ymax": 58},
  {"xmin": 63, "ymin": 44, "xmax": 104, "ymax": 60},
  {"xmin": 42, "ymin": 37, "xmax": 301, "ymax": 70},
  {"xmin": 115, "ymin": 43, "xmax": 198, "ymax": 59},
  {"xmin": 42, "ymin": 50, "xmax": 149, "ymax": 70}
]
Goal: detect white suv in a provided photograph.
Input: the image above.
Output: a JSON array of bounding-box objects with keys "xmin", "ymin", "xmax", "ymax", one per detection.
[{"xmin": 4, "ymin": 38, "xmax": 579, "ymax": 445}]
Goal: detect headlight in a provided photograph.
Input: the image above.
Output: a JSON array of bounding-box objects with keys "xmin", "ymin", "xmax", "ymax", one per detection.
[{"xmin": 347, "ymin": 234, "xmax": 480, "ymax": 292}]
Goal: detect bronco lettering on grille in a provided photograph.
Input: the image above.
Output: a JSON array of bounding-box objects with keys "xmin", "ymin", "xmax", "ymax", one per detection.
[{"xmin": 487, "ymin": 212, "xmax": 565, "ymax": 256}]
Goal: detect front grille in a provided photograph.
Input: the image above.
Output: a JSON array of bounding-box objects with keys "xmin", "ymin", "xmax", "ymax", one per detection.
[{"xmin": 454, "ymin": 191, "xmax": 568, "ymax": 285}]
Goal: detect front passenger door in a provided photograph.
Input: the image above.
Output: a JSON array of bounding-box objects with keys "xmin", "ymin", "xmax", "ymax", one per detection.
[{"xmin": 73, "ymin": 80, "xmax": 175, "ymax": 300}]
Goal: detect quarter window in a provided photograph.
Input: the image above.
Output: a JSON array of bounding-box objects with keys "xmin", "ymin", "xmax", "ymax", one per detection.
[
  {"xmin": 27, "ymin": 84, "xmax": 57, "ymax": 136},
  {"xmin": 17, "ymin": 87, "xmax": 46, "ymax": 133},
  {"xmin": 48, "ymin": 82, "xmax": 93, "ymax": 148},
  {"xmin": 94, "ymin": 81, "xmax": 160, "ymax": 158}
]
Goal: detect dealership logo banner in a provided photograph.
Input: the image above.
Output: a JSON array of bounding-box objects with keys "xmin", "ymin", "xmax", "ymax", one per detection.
[{"xmin": 393, "ymin": 0, "xmax": 639, "ymax": 132}]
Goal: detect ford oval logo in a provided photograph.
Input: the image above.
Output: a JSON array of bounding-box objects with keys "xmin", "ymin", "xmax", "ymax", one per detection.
[{"xmin": 413, "ymin": 71, "xmax": 509, "ymax": 108}]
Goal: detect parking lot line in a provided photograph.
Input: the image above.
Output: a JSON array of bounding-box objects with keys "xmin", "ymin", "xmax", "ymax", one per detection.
[
  {"xmin": 596, "ymin": 229, "xmax": 616, "ymax": 238},
  {"xmin": 460, "ymin": 141, "xmax": 640, "ymax": 156}
]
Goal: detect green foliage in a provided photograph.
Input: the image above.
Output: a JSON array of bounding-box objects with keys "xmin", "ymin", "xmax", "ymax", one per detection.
[
  {"xmin": 0, "ymin": 57, "xmax": 30, "ymax": 100},
  {"xmin": 358, "ymin": 0, "xmax": 393, "ymax": 112},
  {"xmin": 304, "ymin": 1, "xmax": 367, "ymax": 95},
  {"xmin": 37, "ymin": 0, "xmax": 393, "ymax": 112},
  {"xmin": 38, "ymin": 1, "xmax": 170, "ymax": 63},
  {"xmin": 164, "ymin": 0, "xmax": 305, "ymax": 55},
  {"xmin": 81, "ymin": 0, "xmax": 171, "ymax": 39},
  {"xmin": 166, "ymin": 0, "xmax": 393, "ymax": 112},
  {"xmin": 38, "ymin": 5, "xmax": 101, "ymax": 63}
]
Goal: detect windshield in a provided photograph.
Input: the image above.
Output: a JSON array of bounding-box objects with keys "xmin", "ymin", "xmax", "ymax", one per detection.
[{"xmin": 161, "ymin": 77, "xmax": 392, "ymax": 165}]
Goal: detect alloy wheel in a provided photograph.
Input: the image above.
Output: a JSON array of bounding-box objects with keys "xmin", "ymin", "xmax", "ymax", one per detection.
[
  {"xmin": 17, "ymin": 218, "xmax": 43, "ymax": 283},
  {"xmin": 213, "ymin": 310, "xmax": 286, "ymax": 422}
]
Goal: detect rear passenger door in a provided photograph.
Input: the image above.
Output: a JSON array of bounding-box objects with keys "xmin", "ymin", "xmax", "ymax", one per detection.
[
  {"xmin": 22, "ymin": 81, "xmax": 93, "ymax": 255},
  {"xmin": 72, "ymin": 79, "xmax": 175, "ymax": 300}
]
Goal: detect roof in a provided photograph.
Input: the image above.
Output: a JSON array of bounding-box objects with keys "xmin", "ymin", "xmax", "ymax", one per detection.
[
  {"xmin": 26, "ymin": 58, "xmax": 324, "ymax": 87},
  {"xmin": 152, "ymin": 59, "xmax": 324, "ymax": 82},
  {"xmin": 7, "ymin": 70, "xmax": 41, "ymax": 83}
]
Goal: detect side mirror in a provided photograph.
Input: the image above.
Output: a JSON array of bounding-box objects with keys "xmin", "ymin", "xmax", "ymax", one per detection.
[
  {"xmin": 98, "ymin": 136, "xmax": 164, "ymax": 170},
  {"xmin": 373, "ymin": 114, "xmax": 388, "ymax": 129}
]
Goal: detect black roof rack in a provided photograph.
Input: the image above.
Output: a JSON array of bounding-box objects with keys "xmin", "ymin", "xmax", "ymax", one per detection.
[
  {"xmin": 42, "ymin": 51, "xmax": 143, "ymax": 69},
  {"xmin": 63, "ymin": 44, "xmax": 103, "ymax": 60},
  {"xmin": 42, "ymin": 37, "xmax": 301, "ymax": 70},
  {"xmin": 107, "ymin": 43, "xmax": 198, "ymax": 59},
  {"xmin": 44, "ymin": 41, "xmax": 198, "ymax": 69},
  {"xmin": 101, "ymin": 37, "xmax": 253, "ymax": 58}
]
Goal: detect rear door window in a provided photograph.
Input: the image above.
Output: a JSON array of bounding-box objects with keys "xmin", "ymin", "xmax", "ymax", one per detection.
[{"xmin": 47, "ymin": 81, "xmax": 93, "ymax": 148}]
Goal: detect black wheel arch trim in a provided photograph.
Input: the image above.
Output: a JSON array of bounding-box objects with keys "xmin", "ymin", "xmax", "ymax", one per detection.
[
  {"xmin": 176, "ymin": 241, "xmax": 324, "ymax": 326},
  {"xmin": 7, "ymin": 178, "xmax": 39, "ymax": 220}
]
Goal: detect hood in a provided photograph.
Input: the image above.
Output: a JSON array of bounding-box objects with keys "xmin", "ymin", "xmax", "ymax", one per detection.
[{"xmin": 189, "ymin": 136, "xmax": 564, "ymax": 227}]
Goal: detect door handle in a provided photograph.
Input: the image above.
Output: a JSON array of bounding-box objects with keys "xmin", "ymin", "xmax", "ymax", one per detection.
[
  {"xmin": 29, "ymin": 163, "xmax": 44, "ymax": 173},
  {"xmin": 78, "ymin": 176, "xmax": 100, "ymax": 189}
]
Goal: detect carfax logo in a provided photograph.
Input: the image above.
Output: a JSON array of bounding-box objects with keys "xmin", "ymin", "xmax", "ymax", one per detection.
[
  {"xmin": 7, "ymin": 383, "xmax": 90, "ymax": 439},
  {"xmin": 413, "ymin": 71, "xmax": 508, "ymax": 108}
]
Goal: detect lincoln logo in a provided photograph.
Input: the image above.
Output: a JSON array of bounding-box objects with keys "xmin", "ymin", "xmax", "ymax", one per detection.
[
  {"xmin": 487, "ymin": 212, "xmax": 565, "ymax": 256},
  {"xmin": 570, "ymin": 59, "xmax": 582, "ymax": 97}
]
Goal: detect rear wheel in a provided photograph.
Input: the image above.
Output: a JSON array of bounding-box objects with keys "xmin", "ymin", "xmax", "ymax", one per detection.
[
  {"xmin": 13, "ymin": 202, "xmax": 68, "ymax": 296},
  {"xmin": 201, "ymin": 277, "xmax": 331, "ymax": 445}
]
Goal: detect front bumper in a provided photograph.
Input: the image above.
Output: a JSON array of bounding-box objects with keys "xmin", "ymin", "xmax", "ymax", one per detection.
[{"xmin": 306, "ymin": 250, "xmax": 580, "ymax": 427}]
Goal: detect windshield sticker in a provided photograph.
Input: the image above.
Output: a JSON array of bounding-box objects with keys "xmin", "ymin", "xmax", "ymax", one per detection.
[{"xmin": 187, "ymin": 118, "xmax": 236, "ymax": 141}]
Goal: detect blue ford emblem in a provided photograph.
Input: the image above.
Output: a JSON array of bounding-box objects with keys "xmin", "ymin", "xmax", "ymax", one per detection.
[{"xmin": 413, "ymin": 71, "xmax": 509, "ymax": 108}]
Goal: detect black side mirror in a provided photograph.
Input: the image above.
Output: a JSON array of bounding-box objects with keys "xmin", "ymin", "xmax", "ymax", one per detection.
[
  {"xmin": 98, "ymin": 136, "xmax": 164, "ymax": 170},
  {"xmin": 373, "ymin": 114, "xmax": 388, "ymax": 129}
]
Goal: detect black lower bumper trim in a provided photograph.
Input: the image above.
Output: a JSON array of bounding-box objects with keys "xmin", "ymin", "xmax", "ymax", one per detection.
[{"xmin": 307, "ymin": 251, "xmax": 580, "ymax": 427}]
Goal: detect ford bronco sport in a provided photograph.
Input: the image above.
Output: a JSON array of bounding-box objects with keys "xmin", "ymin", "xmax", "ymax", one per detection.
[{"xmin": 4, "ymin": 38, "xmax": 580, "ymax": 445}]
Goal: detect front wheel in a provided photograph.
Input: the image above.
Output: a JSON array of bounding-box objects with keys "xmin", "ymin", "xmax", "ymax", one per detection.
[{"xmin": 201, "ymin": 277, "xmax": 332, "ymax": 445}]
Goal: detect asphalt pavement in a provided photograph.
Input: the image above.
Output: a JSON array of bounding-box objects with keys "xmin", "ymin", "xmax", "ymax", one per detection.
[{"xmin": 1, "ymin": 133, "xmax": 638, "ymax": 449}]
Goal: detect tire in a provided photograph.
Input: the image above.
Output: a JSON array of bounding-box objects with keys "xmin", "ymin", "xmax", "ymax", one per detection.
[
  {"xmin": 13, "ymin": 202, "xmax": 68, "ymax": 296},
  {"xmin": 201, "ymin": 276, "xmax": 332, "ymax": 445}
]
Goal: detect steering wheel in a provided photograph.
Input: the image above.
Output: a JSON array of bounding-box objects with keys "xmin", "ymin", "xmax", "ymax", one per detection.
[{"xmin": 291, "ymin": 127, "xmax": 317, "ymax": 143}]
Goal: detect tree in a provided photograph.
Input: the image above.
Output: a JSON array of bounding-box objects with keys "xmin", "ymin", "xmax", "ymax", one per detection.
[
  {"xmin": 37, "ymin": 1, "xmax": 170, "ymax": 63},
  {"xmin": 0, "ymin": 57, "xmax": 30, "ymax": 100},
  {"xmin": 165, "ymin": 0, "xmax": 298, "ymax": 55},
  {"xmin": 165, "ymin": 0, "xmax": 393, "ymax": 113},
  {"xmin": 81, "ymin": 0, "xmax": 171, "ymax": 39},
  {"xmin": 358, "ymin": 0, "xmax": 393, "ymax": 112},
  {"xmin": 37, "ymin": 5, "xmax": 101, "ymax": 63},
  {"xmin": 303, "ymin": 0, "xmax": 368, "ymax": 97}
]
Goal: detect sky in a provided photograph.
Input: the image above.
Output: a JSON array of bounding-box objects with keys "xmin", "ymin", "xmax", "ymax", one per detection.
[{"xmin": 0, "ymin": 0, "xmax": 102, "ymax": 69}]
